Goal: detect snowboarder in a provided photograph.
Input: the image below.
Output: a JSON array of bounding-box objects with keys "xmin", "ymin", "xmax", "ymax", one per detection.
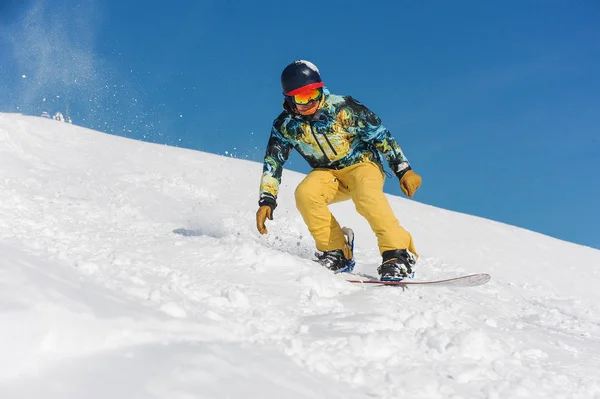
[{"xmin": 255, "ymin": 60, "xmax": 422, "ymax": 281}]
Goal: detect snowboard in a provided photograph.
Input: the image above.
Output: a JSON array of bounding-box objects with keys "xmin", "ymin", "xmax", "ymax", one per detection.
[{"xmin": 347, "ymin": 273, "xmax": 491, "ymax": 287}]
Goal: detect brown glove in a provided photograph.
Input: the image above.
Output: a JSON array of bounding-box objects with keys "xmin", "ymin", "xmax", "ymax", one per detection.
[
  {"xmin": 256, "ymin": 205, "xmax": 273, "ymax": 235},
  {"xmin": 400, "ymin": 170, "xmax": 422, "ymax": 198}
]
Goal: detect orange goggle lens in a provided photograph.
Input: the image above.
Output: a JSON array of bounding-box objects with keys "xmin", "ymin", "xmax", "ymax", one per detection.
[{"xmin": 290, "ymin": 88, "xmax": 323, "ymax": 105}]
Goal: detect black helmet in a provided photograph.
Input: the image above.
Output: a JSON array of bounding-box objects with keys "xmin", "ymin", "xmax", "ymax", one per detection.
[{"xmin": 280, "ymin": 60, "xmax": 324, "ymax": 95}]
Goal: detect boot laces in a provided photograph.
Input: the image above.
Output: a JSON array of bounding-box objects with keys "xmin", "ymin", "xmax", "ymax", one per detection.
[
  {"xmin": 317, "ymin": 251, "xmax": 340, "ymax": 262},
  {"xmin": 378, "ymin": 257, "xmax": 412, "ymax": 277},
  {"xmin": 315, "ymin": 250, "xmax": 344, "ymax": 269}
]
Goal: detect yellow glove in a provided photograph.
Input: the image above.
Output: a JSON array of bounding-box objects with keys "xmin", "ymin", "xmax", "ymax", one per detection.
[
  {"xmin": 256, "ymin": 205, "xmax": 273, "ymax": 235},
  {"xmin": 400, "ymin": 170, "xmax": 422, "ymax": 198}
]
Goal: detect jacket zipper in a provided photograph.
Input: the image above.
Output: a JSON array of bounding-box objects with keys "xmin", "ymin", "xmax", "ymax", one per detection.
[
  {"xmin": 322, "ymin": 133, "xmax": 338, "ymax": 156},
  {"xmin": 309, "ymin": 125, "xmax": 328, "ymax": 160},
  {"xmin": 309, "ymin": 124, "xmax": 337, "ymax": 159}
]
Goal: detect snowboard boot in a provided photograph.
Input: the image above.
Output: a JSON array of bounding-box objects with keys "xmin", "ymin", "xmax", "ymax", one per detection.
[
  {"xmin": 377, "ymin": 249, "xmax": 416, "ymax": 281},
  {"xmin": 315, "ymin": 227, "xmax": 355, "ymax": 273}
]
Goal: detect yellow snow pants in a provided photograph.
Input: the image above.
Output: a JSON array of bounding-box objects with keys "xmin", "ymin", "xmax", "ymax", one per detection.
[{"xmin": 295, "ymin": 162, "xmax": 417, "ymax": 259}]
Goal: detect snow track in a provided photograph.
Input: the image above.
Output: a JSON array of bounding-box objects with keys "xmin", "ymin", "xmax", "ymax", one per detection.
[{"xmin": 1, "ymin": 114, "xmax": 600, "ymax": 398}]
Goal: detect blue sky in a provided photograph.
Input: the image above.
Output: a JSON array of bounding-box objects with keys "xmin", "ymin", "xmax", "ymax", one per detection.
[{"xmin": 1, "ymin": 0, "xmax": 599, "ymax": 249}]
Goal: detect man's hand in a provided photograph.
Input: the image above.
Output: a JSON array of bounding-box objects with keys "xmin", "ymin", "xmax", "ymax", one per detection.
[
  {"xmin": 400, "ymin": 170, "xmax": 422, "ymax": 198},
  {"xmin": 256, "ymin": 205, "xmax": 273, "ymax": 235}
]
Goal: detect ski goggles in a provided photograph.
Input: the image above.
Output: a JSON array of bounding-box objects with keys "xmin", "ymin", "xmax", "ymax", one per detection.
[{"xmin": 287, "ymin": 88, "xmax": 323, "ymax": 105}]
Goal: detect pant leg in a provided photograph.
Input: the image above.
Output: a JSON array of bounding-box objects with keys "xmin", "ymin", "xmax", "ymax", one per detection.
[
  {"xmin": 337, "ymin": 162, "xmax": 417, "ymax": 257},
  {"xmin": 295, "ymin": 169, "xmax": 353, "ymax": 258}
]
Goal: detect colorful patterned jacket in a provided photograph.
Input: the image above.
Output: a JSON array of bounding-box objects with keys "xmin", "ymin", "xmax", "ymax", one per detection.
[{"xmin": 259, "ymin": 88, "xmax": 412, "ymax": 209}]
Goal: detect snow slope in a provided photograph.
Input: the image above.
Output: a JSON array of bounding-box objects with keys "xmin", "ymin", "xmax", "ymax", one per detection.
[{"xmin": 1, "ymin": 113, "xmax": 599, "ymax": 399}]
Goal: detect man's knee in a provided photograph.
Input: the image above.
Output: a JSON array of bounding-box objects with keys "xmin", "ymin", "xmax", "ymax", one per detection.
[
  {"xmin": 295, "ymin": 180, "xmax": 320, "ymax": 208},
  {"xmin": 353, "ymin": 189, "xmax": 395, "ymax": 220},
  {"xmin": 353, "ymin": 182, "xmax": 384, "ymax": 205}
]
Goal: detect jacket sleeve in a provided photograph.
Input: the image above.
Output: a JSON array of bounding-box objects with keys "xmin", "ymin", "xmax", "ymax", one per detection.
[
  {"xmin": 349, "ymin": 99, "xmax": 412, "ymax": 179},
  {"xmin": 258, "ymin": 125, "xmax": 293, "ymax": 209}
]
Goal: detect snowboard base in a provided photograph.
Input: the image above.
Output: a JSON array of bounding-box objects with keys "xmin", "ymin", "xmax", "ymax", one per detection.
[{"xmin": 347, "ymin": 273, "xmax": 491, "ymax": 287}]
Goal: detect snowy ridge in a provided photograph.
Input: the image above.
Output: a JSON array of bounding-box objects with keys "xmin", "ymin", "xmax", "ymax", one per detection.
[{"xmin": 1, "ymin": 113, "xmax": 599, "ymax": 398}]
